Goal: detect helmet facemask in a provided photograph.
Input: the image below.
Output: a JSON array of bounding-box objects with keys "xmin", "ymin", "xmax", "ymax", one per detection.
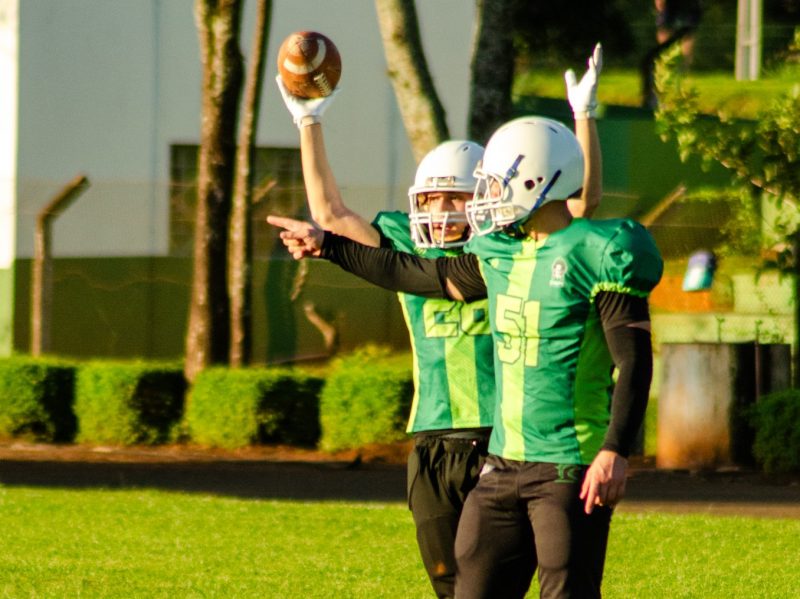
[
  {"xmin": 408, "ymin": 141, "xmax": 484, "ymax": 249},
  {"xmin": 409, "ymin": 185, "xmax": 471, "ymax": 249}
]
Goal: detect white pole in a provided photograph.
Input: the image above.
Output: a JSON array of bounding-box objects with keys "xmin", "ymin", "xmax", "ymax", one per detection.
[
  {"xmin": 735, "ymin": 0, "xmax": 763, "ymax": 81},
  {"xmin": 750, "ymin": 0, "xmax": 762, "ymax": 80}
]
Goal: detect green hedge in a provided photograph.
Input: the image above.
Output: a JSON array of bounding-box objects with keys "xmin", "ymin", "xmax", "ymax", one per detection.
[
  {"xmin": 319, "ymin": 346, "xmax": 412, "ymax": 452},
  {"xmin": 0, "ymin": 356, "xmax": 77, "ymax": 442},
  {"xmin": 75, "ymin": 361, "xmax": 185, "ymax": 445},
  {"xmin": 186, "ymin": 367, "xmax": 323, "ymax": 449},
  {"xmin": 750, "ymin": 389, "xmax": 800, "ymax": 474}
]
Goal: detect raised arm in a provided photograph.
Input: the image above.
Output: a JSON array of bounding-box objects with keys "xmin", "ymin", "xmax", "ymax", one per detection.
[
  {"xmin": 565, "ymin": 43, "xmax": 603, "ymax": 218},
  {"xmin": 277, "ymin": 79, "xmax": 380, "ymax": 247}
]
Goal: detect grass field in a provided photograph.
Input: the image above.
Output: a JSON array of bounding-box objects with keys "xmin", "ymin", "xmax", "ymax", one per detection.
[
  {"xmin": 2, "ymin": 486, "xmax": 798, "ymax": 598},
  {"xmin": 515, "ymin": 66, "xmax": 800, "ymax": 119}
]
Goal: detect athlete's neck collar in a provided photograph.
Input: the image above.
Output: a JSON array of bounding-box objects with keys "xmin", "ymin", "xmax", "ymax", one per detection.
[{"xmin": 520, "ymin": 202, "xmax": 573, "ymax": 241}]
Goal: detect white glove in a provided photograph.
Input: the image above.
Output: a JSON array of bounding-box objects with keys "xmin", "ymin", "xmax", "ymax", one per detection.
[
  {"xmin": 565, "ymin": 43, "xmax": 603, "ymax": 119},
  {"xmin": 276, "ymin": 75, "xmax": 339, "ymax": 128}
]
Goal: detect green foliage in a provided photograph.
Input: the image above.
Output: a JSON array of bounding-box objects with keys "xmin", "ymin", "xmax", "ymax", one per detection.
[
  {"xmin": 186, "ymin": 367, "xmax": 323, "ymax": 449},
  {"xmin": 75, "ymin": 361, "xmax": 185, "ymax": 445},
  {"xmin": 749, "ymin": 389, "xmax": 800, "ymax": 473},
  {"xmin": 654, "ymin": 33, "xmax": 800, "ymax": 277},
  {"xmin": 513, "ymin": 2, "xmax": 634, "ymax": 69},
  {"xmin": 697, "ymin": 187, "xmax": 760, "ymax": 257},
  {"xmin": 514, "ymin": 67, "xmax": 800, "ymax": 118},
  {"xmin": 0, "ymin": 356, "xmax": 77, "ymax": 442},
  {"xmin": 319, "ymin": 345, "xmax": 412, "ymax": 452},
  {"xmin": 655, "ymin": 38, "xmax": 800, "ymax": 215}
]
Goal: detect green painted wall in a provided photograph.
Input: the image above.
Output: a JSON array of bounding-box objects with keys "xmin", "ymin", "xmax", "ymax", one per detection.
[
  {"xmin": 515, "ymin": 97, "xmax": 730, "ymax": 217},
  {"xmin": 12, "ymin": 257, "xmax": 409, "ymax": 363},
  {"xmin": 652, "ymin": 264, "xmax": 796, "ymax": 362},
  {"xmin": 12, "ymin": 254, "xmax": 794, "ymax": 365},
  {"xmin": 0, "ymin": 266, "xmax": 12, "ymax": 357}
]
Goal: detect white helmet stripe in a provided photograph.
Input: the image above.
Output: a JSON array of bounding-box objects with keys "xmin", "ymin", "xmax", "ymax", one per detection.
[{"xmin": 282, "ymin": 40, "xmax": 327, "ymax": 75}]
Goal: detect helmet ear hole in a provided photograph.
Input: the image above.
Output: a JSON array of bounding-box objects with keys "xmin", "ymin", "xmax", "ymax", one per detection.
[{"xmin": 524, "ymin": 179, "xmax": 535, "ymax": 190}]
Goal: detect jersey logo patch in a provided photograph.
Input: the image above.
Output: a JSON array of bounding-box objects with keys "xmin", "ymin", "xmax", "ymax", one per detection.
[{"xmin": 550, "ymin": 258, "xmax": 567, "ymax": 288}]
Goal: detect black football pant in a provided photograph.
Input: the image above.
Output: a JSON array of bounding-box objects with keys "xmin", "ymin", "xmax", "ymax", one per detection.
[
  {"xmin": 408, "ymin": 431, "xmax": 490, "ymax": 599},
  {"xmin": 454, "ymin": 456, "xmax": 612, "ymax": 599}
]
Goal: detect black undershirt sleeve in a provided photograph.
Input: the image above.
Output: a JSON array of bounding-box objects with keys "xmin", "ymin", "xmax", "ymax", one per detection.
[
  {"xmin": 594, "ymin": 291, "xmax": 653, "ymax": 458},
  {"xmin": 436, "ymin": 253, "xmax": 488, "ymax": 303},
  {"xmin": 320, "ymin": 231, "xmax": 487, "ymax": 302}
]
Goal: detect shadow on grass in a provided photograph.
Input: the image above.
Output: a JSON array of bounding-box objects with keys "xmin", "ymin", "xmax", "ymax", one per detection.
[
  {"xmin": 0, "ymin": 459, "xmax": 408, "ymax": 502},
  {"xmin": 2, "ymin": 452, "xmax": 799, "ymax": 515}
]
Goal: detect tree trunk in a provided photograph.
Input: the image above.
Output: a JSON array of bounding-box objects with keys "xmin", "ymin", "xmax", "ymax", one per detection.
[
  {"xmin": 794, "ymin": 231, "xmax": 800, "ymax": 388},
  {"xmin": 229, "ymin": 0, "xmax": 272, "ymax": 367},
  {"xmin": 468, "ymin": 0, "xmax": 519, "ymax": 145},
  {"xmin": 185, "ymin": 0, "xmax": 243, "ymax": 383},
  {"xmin": 374, "ymin": 0, "xmax": 449, "ymax": 161}
]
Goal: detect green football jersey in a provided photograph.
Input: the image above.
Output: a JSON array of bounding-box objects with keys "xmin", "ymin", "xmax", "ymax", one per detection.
[
  {"xmin": 465, "ymin": 218, "xmax": 663, "ymax": 464},
  {"xmin": 373, "ymin": 211, "xmax": 495, "ymax": 433}
]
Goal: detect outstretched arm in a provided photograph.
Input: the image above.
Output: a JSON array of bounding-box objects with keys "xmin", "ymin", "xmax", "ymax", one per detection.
[
  {"xmin": 277, "ymin": 78, "xmax": 380, "ymax": 247},
  {"xmin": 565, "ymin": 43, "xmax": 603, "ymax": 218},
  {"xmin": 267, "ymin": 215, "xmax": 487, "ymax": 302}
]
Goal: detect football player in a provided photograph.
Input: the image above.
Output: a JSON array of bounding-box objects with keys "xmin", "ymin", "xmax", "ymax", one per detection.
[
  {"xmin": 272, "ymin": 44, "xmax": 606, "ymax": 599},
  {"xmin": 272, "ymin": 114, "xmax": 662, "ymax": 598},
  {"xmin": 276, "ymin": 81, "xmax": 493, "ymax": 599}
]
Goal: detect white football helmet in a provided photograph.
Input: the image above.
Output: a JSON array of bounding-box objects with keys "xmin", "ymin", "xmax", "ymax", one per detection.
[
  {"xmin": 466, "ymin": 116, "xmax": 584, "ymax": 236},
  {"xmin": 408, "ymin": 140, "xmax": 484, "ymax": 248}
]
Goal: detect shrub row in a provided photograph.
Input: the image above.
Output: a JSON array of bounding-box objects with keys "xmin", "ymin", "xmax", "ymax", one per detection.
[
  {"xmin": 75, "ymin": 360, "xmax": 186, "ymax": 445},
  {"xmin": 0, "ymin": 357, "xmax": 186, "ymax": 444},
  {"xmin": 2, "ymin": 352, "xmax": 799, "ymax": 472},
  {"xmin": 0, "ymin": 356, "xmax": 77, "ymax": 442},
  {"xmin": 0, "ymin": 347, "xmax": 414, "ymax": 452},
  {"xmin": 319, "ymin": 345, "xmax": 413, "ymax": 452},
  {"xmin": 750, "ymin": 389, "xmax": 800, "ymax": 474},
  {"xmin": 186, "ymin": 367, "xmax": 323, "ymax": 448}
]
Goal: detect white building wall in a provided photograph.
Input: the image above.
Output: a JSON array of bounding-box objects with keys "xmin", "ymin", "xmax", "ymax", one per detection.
[
  {"xmin": 0, "ymin": 0, "xmax": 17, "ymax": 269},
  {"xmin": 17, "ymin": 0, "xmax": 167, "ymax": 257},
  {"xmin": 13, "ymin": 0, "xmax": 474, "ymax": 258}
]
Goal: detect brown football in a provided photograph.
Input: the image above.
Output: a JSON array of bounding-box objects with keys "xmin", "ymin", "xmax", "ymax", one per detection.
[{"xmin": 277, "ymin": 31, "xmax": 341, "ymax": 99}]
